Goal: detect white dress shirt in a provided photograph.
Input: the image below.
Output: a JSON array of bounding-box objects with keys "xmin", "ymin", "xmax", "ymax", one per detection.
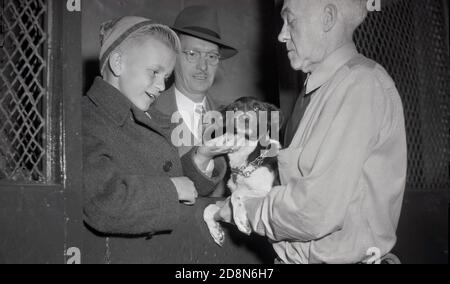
[
  {"xmin": 174, "ymin": 88, "xmax": 214, "ymax": 177},
  {"xmin": 175, "ymin": 88, "xmax": 206, "ymax": 140}
]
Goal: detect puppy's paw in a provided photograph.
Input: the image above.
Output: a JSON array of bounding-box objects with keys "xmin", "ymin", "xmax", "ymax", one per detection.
[
  {"xmin": 227, "ymin": 178, "xmax": 238, "ymax": 193},
  {"xmin": 231, "ymin": 194, "xmax": 252, "ymax": 235},
  {"xmin": 210, "ymin": 222, "xmax": 225, "ymax": 247},
  {"xmin": 203, "ymin": 204, "xmax": 225, "ymax": 247}
]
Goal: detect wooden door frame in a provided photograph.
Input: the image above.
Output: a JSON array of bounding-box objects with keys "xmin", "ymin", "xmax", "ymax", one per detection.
[
  {"xmin": 0, "ymin": 0, "xmax": 82, "ymax": 263},
  {"xmin": 58, "ymin": 0, "xmax": 83, "ymax": 264}
]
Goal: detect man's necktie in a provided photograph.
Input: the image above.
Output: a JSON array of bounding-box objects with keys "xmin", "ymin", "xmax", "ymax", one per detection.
[
  {"xmin": 284, "ymin": 85, "xmax": 320, "ymax": 147},
  {"xmin": 195, "ymin": 104, "xmax": 206, "ymax": 142}
]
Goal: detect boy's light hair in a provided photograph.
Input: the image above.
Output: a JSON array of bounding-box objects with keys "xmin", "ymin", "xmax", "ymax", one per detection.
[{"xmin": 101, "ymin": 24, "xmax": 181, "ymax": 76}]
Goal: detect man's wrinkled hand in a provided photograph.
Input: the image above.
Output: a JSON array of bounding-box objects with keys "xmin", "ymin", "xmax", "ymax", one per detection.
[{"xmin": 215, "ymin": 199, "xmax": 233, "ymax": 224}]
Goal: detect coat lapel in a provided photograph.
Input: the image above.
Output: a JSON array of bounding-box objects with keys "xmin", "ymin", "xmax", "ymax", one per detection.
[
  {"xmin": 152, "ymin": 87, "xmax": 193, "ymax": 156},
  {"xmin": 133, "ymin": 107, "xmax": 173, "ymax": 139},
  {"xmin": 152, "ymin": 86, "xmax": 179, "ymax": 116}
]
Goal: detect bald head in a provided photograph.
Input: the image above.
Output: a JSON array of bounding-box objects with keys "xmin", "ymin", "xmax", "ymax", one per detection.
[
  {"xmin": 279, "ymin": 0, "xmax": 367, "ymax": 72},
  {"xmin": 317, "ymin": 0, "xmax": 367, "ymax": 34},
  {"xmin": 282, "ymin": 0, "xmax": 367, "ymax": 36}
]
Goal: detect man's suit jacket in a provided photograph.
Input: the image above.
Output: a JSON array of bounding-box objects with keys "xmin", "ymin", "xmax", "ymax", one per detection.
[
  {"xmin": 152, "ymin": 86, "xmax": 223, "ymax": 157},
  {"xmin": 152, "ymin": 86, "xmax": 228, "ymax": 197}
]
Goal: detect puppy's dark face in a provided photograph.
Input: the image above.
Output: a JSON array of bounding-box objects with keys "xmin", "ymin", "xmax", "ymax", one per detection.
[
  {"xmin": 223, "ymin": 98, "xmax": 281, "ymax": 186},
  {"xmin": 221, "ymin": 97, "xmax": 283, "ymax": 141}
]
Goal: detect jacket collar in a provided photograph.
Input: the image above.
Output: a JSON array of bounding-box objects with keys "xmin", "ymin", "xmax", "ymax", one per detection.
[
  {"xmin": 87, "ymin": 77, "xmax": 172, "ymax": 131},
  {"xmin": 153, "ymin": 85, "xmax": 179, "ymax": 115},
  {"xmin": 306, "ymin": 43, "xmax": 359, "ymax": 93},
  {"xmin": 87, "ymin": 77, "xmax": 132, "ymax": 127}
]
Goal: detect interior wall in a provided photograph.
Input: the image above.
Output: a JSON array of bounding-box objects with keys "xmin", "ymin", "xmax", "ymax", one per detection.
[{"xmin": 82, "ymin": 0, "xmax": 280, "ymax": 106}]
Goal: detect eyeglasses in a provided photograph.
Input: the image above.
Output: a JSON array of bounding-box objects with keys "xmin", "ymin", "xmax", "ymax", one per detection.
[{"xmin": 182, "ymin": 50, "xmax": 221, "ymax": 66}]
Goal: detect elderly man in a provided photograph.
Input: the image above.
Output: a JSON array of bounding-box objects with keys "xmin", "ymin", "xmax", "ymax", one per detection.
[
  {"xmin": 82, "ymin": 16, "xmax": 240, "ymax": 263},
  {"xmin": 218, "ymin": 0, "xmax": 407, "ymax": 264},
  {"xmin": 153, "ymin": 5, "xmax": 238, "ymax": 157}
]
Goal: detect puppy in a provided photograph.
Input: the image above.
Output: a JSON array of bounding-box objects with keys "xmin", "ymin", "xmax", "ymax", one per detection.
[{"xmin": 203, "ymin": 97, "xmax": 282, "ymax": 246}]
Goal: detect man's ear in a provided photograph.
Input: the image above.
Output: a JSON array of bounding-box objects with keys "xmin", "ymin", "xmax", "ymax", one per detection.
[
  {"xmin": 323, "ymin": 4, "xmax": 338, "ymax": 32},
  {"xmin": 108, "ymin": 51, "xmax": 124, "ymax": 77}
]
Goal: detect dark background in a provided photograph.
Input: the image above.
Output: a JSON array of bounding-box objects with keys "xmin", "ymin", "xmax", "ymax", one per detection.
[
  {"xmin": 82, "ymin": 0, "xmax": 281, "ymax": 107},
  {"xmin": 0, "ymin": 0, "xmax": 448, "ymax": 264},
  {"xmin": 81, "ymin": 0, "xmax": 450, "ymax": 264}
]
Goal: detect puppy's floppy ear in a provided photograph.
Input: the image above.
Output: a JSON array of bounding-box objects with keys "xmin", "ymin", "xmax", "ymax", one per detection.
[
  {"xmin": 277, "ymin": 109, "xmax": 285, "ymax": 129},
  {"xmin": 264, "ymin": 103, "xmax": 284, "ymax": 128},
  {"xmin": 263, "ymin": 102, "xmax": 280, "ymax": 113},
  {"xmin": 218, "ymin": 103, "xmax": 228, "ymax": 116},
  {"xmin": 218, "ymin": 103, "xmax": 233, "ymax": 135}
]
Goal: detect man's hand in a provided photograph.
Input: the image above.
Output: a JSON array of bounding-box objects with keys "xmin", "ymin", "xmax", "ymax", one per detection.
[
  {"xmin": 170, "ymin": 177, "xmax": 198, "ymax": 205},
  {"xmin": 194, "ymin": 133, "xmax": 238, "ymax": 171},
  {"xmin": 215, "ymin": 199, "xmax": 233, "ymax": 224}
]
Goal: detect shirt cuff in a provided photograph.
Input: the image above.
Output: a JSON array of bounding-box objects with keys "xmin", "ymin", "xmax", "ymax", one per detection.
[
  {"xmin": 245, "ymin": 197, "xmax": 265, "ymax": 234},
  {"xmin": 202, "ymin": 159, "xmax": 215, "ymax": 178}
]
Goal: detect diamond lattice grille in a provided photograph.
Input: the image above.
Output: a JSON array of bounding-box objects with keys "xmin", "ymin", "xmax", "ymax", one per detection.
[
  {"xmin": 354, "ymin": 0, "xmax": 450, "ymax": 191},
  {"xmin": 0, "ymin": 0, "xmax": 48, "ymax": 183}
]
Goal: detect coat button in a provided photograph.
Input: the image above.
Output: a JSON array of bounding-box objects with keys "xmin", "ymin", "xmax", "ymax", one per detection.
[{"xmin": 163, "ymin": 161, "xmax": 173, "ymax": 172}]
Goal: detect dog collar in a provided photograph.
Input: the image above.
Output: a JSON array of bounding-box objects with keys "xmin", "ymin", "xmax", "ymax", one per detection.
[{"xmin": 231, "ymin": 151, "xmax": 269, "ymax": 179}]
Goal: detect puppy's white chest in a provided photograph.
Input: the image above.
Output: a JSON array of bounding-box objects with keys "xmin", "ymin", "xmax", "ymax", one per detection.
[
  {"xmin": 228, "ymin": 143, "xmax": 257, "ymax": 169},
  {"xmin": 241, "ymin": 167, "xmax": 273, "ymax": 194},
  {"xmin": 228, "ymin": 142, "xmax": 274, "ymax": 196},
  {"xmin": 229, "ymin": 166, "xmax": 274, "ymax": 197}
]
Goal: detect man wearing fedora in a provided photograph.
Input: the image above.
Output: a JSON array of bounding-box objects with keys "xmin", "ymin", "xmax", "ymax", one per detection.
[{"xmin": 153, "ymin": 5, "xmax": 238, "ymax": 159}]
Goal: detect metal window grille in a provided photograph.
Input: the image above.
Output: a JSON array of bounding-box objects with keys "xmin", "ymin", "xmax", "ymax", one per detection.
[
  {"xmin": 0, "ymin": 0, "xmax": 49, "ymax": 183},
  {"xmin": 0, "ymin": 0, "xmax": 4, "ymax": 48},
  {"xmin": 354, "ymin": 0, "xmax": 450, "ymax": 191}
]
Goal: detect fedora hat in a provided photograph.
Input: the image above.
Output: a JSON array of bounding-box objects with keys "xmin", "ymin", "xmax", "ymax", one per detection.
[{"xmin": 172, "ymin": 6, "xmax": 238, "ymax": 59}]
